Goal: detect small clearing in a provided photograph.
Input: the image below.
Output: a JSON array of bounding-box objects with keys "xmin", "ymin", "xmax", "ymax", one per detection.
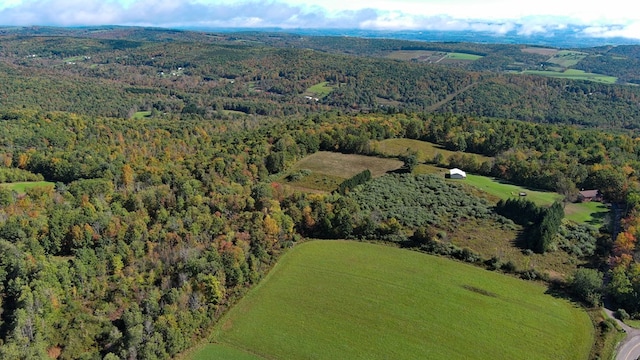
[
  {"xmin": 0, "ymin": 181, "xmax": 54, "ymax": 194},
  {"xmin": 304, "ymin": 81, "xmax": 334, "ymax": 98}
]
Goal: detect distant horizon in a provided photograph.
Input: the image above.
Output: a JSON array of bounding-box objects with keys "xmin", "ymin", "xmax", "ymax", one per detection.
[
  {"xmin": 4, "ymin": 24, "xmax": 639, "ymax": 48},
  {"xmin": 1, "ymin": 0, "xmax": 639, "ymax": 41}
]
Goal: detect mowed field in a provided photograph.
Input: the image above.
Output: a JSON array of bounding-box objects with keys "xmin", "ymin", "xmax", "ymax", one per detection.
[
  {"xmin": 385, "ymin": 50, "xmax": 482, "ymax": 63},
  {"xmin": 522, "ymin": 69, "xmax": 617, "ymax": 84},
  {"xmin": 0, "ymin": 181, "xmax": 54, "ymax": 194},
  {"xmin": 372, "ymin": 138, "xmax": 492, "ymax": 164},
  {"xmin": 304, "ymin": 81, "xmax": 334, "ymax": 98},
  {"xmin": 283, "ymin": 151, "xmax": 403, "ymax": 192},
  {"xmin": 546, "ymin": 50, "xmax": 588, "ymax": 67},
  {"xmin": 195, "ymin": 241, "xmax": 593, "ymax": 360},
  {"xmin": 463, "ymin": 174, "xmax": 609, "ymax": 226},
  {"xmin": 465, "ymin": 174, "xmax": 562, "ymax": 206}
]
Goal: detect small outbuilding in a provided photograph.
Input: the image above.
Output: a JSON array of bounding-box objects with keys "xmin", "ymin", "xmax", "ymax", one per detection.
[
  {"xmin": 578, "ymin": 189, "xmax": 602, "ymax": 202},
  {"xmin": 449, "ymin": 168, "xmax": 467, "ymax": 179}
]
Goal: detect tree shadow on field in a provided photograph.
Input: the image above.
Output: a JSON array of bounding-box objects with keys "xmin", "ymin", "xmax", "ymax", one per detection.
[
  {"xmin": 585, "ymin": 207, "xmax": 609, "ymax": 226},
  {"xmin": 543, "ymin": 280, "xmax": 584, "ymax": 307},
  {"xmin": 388, "ymin": 167, "xmax": 411, "ymax": 175},
  {"xmin": 511, "ymin": 230, "xmax": 530, "ymax": 251}
]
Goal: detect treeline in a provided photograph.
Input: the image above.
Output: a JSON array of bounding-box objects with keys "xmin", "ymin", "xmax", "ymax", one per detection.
[{"xmin": 337, "ymin": 169, "xmax": 371, "ymax": 195}]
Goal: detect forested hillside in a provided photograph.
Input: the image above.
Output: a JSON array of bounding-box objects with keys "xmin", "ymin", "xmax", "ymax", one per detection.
[
  {"xmin": 3, "ymin": 27, "xmax": 640, "ymax": 359},
  {"xmin": 3, "ymin": 28, "xmax": 640, "ymax": 128}
]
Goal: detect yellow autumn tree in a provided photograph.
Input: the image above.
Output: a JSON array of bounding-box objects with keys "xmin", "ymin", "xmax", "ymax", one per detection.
[{"xmin": 121, "ymin": 164, "xmax": 134, "ymax": 188}]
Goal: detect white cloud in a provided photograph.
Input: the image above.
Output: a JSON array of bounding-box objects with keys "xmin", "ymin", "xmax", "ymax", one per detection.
[
  {"xmin": 1, "ymin": 0, "xmax": 640, "ymax": 40},
  {"xmin": 582, "ymin": 23, "xmax": 640, "ymax": 39}
]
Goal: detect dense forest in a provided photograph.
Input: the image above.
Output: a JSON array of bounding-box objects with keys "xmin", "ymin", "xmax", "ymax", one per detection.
[{"xmin": 3, "ymin": 27, "xmax": 640, "ymax": 359}]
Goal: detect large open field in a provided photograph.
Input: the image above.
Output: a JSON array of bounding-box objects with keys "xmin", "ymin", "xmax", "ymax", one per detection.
[
  {"xmin": 523, "ymin": 69, "xmax": 617, "ymax": 84},
  {"xmin": 196, "ymin": 241, "xmax": 593, "ymax": 360},
  {"xmin": 462, "ymin": 174, "xmax": 608, "ymax": 226},
  {"xmin": 446, "ymin": 52, "xmax": 483, "ymax": 60},
  {"xmin": 385, "ymin": 50, "xmax": 481, "ymax": 63},
  {"xmin": 372, "ymin": 138, "xmax": 492, "ymax": 164},
  {"xmin": 546, "ymin": 50, "xmax": 588, "ymax": 67},
  {"xmin": 464, "ymin": 174, "xmax": 562, "ymax": 206},
  {"xmin": 283, "ymin": 151, "xmax": 403, "ymax": 192}
]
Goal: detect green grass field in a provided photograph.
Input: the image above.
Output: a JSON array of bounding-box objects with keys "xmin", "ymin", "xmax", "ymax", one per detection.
[
  {"xmin": 0, "ymin": 181, "xmax": 54, "ymax": 194},
  {"xmin": 305, "ymin": 81, "xmax": 334, "ymax": 97},
  {"xmin": 462, "ymin": 174, "xmax": 609, "ymax": 226},
  {"xmin": 132, "ymin": 110, "xmax": 151, "ymax": 119},
  {"xmin": 523, "ymin": 69, "xmax": 617, "ymax": 84},
  {"xmin": 564, "ymin": 201, "xmax": 609, "ymax": 226},
  {"xmin": 198, "ymin": 241, "xmax": 593, "ymax": 360},
  {"xmin": 446, "ymin": 52, "xmax": 483, "ymax": 60},
  {"xmin": 385, "ymin": 51, "xmax": 481, "ymax": 62},
  {"xmin": 464, "ymin": 174, "xmax": 562, "ymax": 206},
  {"xmin": 373, "ymin": 138, "xmax": 493, "ymax": 164},
  {"xmin": 221, "ymin": 109, "xmax": 248, "ymax": 116},
  {"xmin": 191, "ymin": 344, "xmax": 260, "ymax": 360},
  {"xmin": 546, "ymin": 50, "xmax": 588, "ymax": 67}
]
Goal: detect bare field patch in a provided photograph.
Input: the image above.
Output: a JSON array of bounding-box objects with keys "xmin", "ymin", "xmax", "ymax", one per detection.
[
  {"xmin": 291, "ymin": 151, "xmax": 403, "ymax": 178},
  {"xmin": 385, "ymin": 50, "xmax": 446, "ymax": 62},
  {"xmin": 282, "ymin": 152, "xmax": 404, "ymax": 192},
  {"xmin": 522, "ymin": 47, "xmax": 559, "ymax": 56},
  {"xmin": 284, "ymin": 172, "xmax": 344, "ymax": 193}
]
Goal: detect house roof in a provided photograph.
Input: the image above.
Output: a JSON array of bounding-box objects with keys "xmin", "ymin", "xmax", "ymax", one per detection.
[
  {"xmin": 579, "ymin": 190, "xmax": 599, "ymax": 198},
  {"xmin": 449, "ymin": 168, "xmax": 466, "ymax": 177}
]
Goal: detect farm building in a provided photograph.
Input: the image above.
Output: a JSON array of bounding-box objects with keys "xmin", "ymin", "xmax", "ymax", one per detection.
[
  {"xmin": 449, "ymin": 168, "xmax": 466, "ymax": 179},
  {"xmin": 578, "ymin": 189, "xmax": 602, "ymax": 202}
]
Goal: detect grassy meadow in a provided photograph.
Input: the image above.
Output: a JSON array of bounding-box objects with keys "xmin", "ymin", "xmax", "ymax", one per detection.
[
  {"xmin": 462, "ymin": 174, "xmax": 608, "ymax": 226},
  {"xmin": 305, "ymin": 81, "xmax": 334, "ymax": 97},
  {"xmin": 385, "ymin": 51, "xmax": 481, "ymax": 62},
  {"xmin": 0, "ymin": 181, "xmax": 54, "ymax": 194},
  {"xmin": 372, "ymin": 138, "xmax": 492, "ymax": 164},
  {"xmin": 283, "ymin": 151, "xmax": 403, "ymax": 192},
  {"xmin": 464, "ymin": 174, "xmax": 562, "ymax": 206},
  {"xmin": 447, "ymin": 52, "xmax": 483, "ymax": 60},
  {"xmin": 198, "ymin": 241, "xmax": 593, "ymax": 360},
  {"xmin": 132, "ymin": 110, "xmax": 151, "ymax": 119},
  {"xmin": 546, "ymin": 50, "xmax": 588, "ymax": 67},
  {"xmin": 564, "ymin": 201, "xmax": 609, "ymax": 226},
  {"xmin": 523, "ymin": 69, "xmax": 617, "ymax": 84}
]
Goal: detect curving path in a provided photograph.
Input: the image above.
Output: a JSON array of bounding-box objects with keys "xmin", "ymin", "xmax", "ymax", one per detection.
[{"xmin": 604, "ymin": 307, "xmax": 640, "ymax": 360}]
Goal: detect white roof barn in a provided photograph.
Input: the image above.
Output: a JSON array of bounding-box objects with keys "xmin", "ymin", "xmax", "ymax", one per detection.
[{"xmin": 449, "ymin": 168, "xmax": 466, "ymax": 179}]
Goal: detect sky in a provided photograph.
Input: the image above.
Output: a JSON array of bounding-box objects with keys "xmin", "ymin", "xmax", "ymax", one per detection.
[{"xmin": 0, "ymin": 0, "xmax": 639, "ymax": 39}]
